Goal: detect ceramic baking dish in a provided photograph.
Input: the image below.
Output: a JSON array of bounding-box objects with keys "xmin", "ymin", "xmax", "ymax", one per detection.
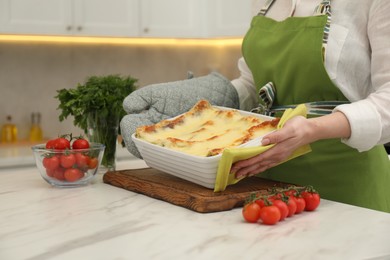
[{"xmin": 131, "ymin": 107, "xmax": 276, "ymax": 189}]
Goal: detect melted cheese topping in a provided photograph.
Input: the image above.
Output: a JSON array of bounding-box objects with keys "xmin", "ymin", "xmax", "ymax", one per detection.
[{"xmin": 136, "ymin": 100, "xmax": 279, "ymax": 157}]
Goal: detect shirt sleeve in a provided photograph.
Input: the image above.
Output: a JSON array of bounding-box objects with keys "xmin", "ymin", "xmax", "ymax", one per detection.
[
  {"xmin": 335, "ymin": 0, "xmax": 390, "ymax": 151},
  {"xmin": 230, "ymin": 57, "xmax": 259, "ymax": 111}
]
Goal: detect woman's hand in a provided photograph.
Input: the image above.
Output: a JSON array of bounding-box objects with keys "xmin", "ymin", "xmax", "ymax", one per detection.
[
  {"xmin": 231, "ymin": 111, "xmax": 351, "ymax": 178},
  {"xmin": 231, "ymin": 116, "xmax": 313, "ymax": 178}
]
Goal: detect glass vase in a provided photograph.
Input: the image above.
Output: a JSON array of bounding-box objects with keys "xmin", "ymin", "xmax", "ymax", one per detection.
[{"xmin": 87, "ymin": 112, "xmax": 119, "ymax": 173}]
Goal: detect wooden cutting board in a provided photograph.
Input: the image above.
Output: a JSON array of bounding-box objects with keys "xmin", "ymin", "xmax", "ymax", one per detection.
[{"xmin": 103, "ymin": 168, "xmax": 289, "ymax": 213}]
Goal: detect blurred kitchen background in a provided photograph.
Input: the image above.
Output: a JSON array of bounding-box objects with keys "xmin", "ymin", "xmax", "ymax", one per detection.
[
  {"xmin": 0, "ymin": 0, "xmax": 256, "ymax": 143},
  {"xmin": 0, "ymin": 40, "xmax": 243, "ymax": 140}
]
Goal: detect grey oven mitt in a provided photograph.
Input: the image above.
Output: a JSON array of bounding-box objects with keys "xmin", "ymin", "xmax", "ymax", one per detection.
[{"xmin": 120, "ymin": 72, "xmax": 239, "ymax": 159}]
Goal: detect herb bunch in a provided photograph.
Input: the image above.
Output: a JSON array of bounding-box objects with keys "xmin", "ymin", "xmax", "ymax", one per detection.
[{"xmin": 56, "ymin": 74, "xmax": 138, "ymax": 134}]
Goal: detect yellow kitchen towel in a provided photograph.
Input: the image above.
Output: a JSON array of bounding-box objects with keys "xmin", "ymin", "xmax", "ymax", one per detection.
[{"xmin": 214, "ymin": 104, "xmax": 311, "ymax": 192}]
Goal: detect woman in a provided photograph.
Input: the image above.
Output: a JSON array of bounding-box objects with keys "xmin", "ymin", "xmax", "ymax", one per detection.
[
  {"xmin": 231, "ymin": 0, "xmax": 390, "ymax": 212},
  {"xmin": 121, "ymin": 0, "xmax": 390, "ymax": 212}
]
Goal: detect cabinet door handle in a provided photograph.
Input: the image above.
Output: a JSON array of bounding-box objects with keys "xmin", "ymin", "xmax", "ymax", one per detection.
[
  {"xmin": 66, "ymin": 25, "xmax": 72, "ymax": 31},
  {"xmin": 143, "ymin": 27, "xmax": 149, "ymax": 33},
  {"xmin": 77, "ymin": 26, "xmax": 83, "ymax": 31}
]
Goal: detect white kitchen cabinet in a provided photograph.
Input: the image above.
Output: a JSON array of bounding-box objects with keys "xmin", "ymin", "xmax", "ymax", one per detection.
[
  {"xmin": 0, "ymin": 0, "xmax": 139, "ymax": 37},
  {"xmin": 140, "ymin": 0, "xmax": 201, "ymax": 38},
  {"xmin": 73, "ymin": 0, "xmax": 139, "ymax": 37},
  {"xmin": 0, "ymin": 0, "xmax": 71, "ymax": 35},
  {"xmin": 202, "ymin": 0, "xmax": 253, "ymax": 37},
  {"xmin": 0, "ymin": 0, "xmax": 252, "ymax": 38},
  {"xmin": 141, "ymin": 0, "xmax": 253, "ymax": 38}
]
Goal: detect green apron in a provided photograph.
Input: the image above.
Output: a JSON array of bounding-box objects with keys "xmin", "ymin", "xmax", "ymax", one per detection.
[{"xmin": 242, "ymin": 0, "xmax": 390, "ymax": 212}]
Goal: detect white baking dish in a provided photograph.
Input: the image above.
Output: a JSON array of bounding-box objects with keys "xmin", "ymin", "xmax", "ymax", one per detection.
[{"xmin": 131, "ymin": 107, "xmax": 275, "ymax": 189}]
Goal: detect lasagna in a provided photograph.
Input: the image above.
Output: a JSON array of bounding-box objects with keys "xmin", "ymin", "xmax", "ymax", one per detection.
[{"xmin": 135, "ymin": 100, "xmax": 279, "ymax": 157}]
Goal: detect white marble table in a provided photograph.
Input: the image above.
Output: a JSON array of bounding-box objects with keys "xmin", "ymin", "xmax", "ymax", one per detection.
[{"xmin": 1, "ymin": 160, "xmax": 390, "ymax": 260}]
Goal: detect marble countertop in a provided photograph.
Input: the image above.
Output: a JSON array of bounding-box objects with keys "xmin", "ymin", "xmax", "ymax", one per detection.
[{"xmin": 1, "ymin": 160, "xmax": 390, "ymax": 260}]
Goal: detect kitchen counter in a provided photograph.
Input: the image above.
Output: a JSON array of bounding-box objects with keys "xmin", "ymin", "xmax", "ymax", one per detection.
[{"xmin": 1, "ymin": 160, "xmax": 390, "ymax": 260}]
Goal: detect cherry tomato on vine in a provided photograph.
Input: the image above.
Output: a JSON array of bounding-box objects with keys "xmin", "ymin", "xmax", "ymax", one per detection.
[
  {"xmin": 72, "ymin": 138, "xmax": 90, "ymax": 150},
  {"xmin": 269, "ymin": 193, "xmax": 283, "ymax": 200},
  {"xmin": 286, "ymin": 196, "xmax": 297, "ymax": 217},
  {"xmin": 294, "ymin": 197, "xmax": 306, "ymax": 214},
  {"xmin": 284, "ymin": 189, "xmax": 297, "ymax": 197},
  {"xmin": 259, "ymin": 205, "xmax": 281, "ymax": 225},
  {"xmin": 302, "ymin": 191, "xmax": 321, "ymax": 211},
  {"xmin": 242, "ymin": 202, "xmax": 261, "ymax": 223},
  {"xmin": 269, "ymin": 199, "xmax": 289, "ymax": 221},
  {"xmin": 255, "ymin": 198, "xmax": 266, "ymax": 209}
]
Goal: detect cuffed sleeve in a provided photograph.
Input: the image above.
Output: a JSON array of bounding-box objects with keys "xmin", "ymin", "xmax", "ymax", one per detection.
[{"xmin": 334, "ymin": 101, "xmax": 382, "ymax": 152}]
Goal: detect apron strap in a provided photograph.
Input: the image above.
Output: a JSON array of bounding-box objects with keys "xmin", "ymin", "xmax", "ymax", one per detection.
[
  {"xmin": 314, "ymin": 1, "xmax": 332, "ymax": 60},
  {"xmin": 257, "ymin": 0, "xmax": 277, "ymax": 16}
]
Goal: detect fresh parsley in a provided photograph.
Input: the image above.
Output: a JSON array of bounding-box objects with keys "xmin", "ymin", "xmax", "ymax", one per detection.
[{"xmin": 56, "ymin": 74, "xmax": 137, "ymax": 135}]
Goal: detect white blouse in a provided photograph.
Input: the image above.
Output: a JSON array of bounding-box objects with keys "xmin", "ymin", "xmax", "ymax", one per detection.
[{"xmin": 231, "ymin": 0, "xmax": 390, "ymax": 152}]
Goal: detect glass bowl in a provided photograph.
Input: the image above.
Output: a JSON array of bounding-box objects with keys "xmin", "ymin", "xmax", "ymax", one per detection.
[{"xmin": 31, "ymin": 143, "xmax": 105, "ymax": 187}]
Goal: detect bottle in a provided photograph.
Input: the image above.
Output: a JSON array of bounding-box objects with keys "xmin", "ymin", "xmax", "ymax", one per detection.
[
  {"xmin": 29, "ymin": 112, "xmax": 43, "ymax": 142},
  {"xmin": 1, "ymin": 115, "xmax": 18, "ymax": 143}
]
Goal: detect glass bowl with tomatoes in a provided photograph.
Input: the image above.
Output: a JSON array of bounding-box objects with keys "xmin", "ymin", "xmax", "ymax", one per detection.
[{"xmin": 31, "ymin": 136, "xmax": 105, "ymax": 187}]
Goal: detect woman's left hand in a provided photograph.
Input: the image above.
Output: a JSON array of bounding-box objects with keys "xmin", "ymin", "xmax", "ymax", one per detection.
[{"xmin": 231, "ymin": 115, "xmax": 314, "ymax": 178}]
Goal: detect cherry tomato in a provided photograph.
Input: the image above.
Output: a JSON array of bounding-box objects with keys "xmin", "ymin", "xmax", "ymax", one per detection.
[
  {"xmin": 53, "ymin": 167, "xmax": 66, "ymax": 180},
  {"xmin": 88, "ymin": 157, "xmax": 99, "ymax": 169},
  {"xmin": 64, "ymin": 168, "xmax": 84, "ymax": 182},
  {"xmin": 269, "ymin": 199, "xmax": 289, "ymax": 221},
  {"xmin": 242, "ymin": 202, "xmax": 261, "ymax": 223},
  {"xmin": 53, "ymin": 137, "xmax": 71, "ymax": 150},
  {"xmin": 255, "ymin": 198, "xmax": 266, "ymax": 209},
  {"xmin": 46, "ymin": 168, "xmax": 55, "ymax": 177},
  {"xmin": 60, "ymin": 153, "xmax": 76, "ymax": 168},
  {"xmin": 286, "ymin": 196, "xmax": 297, "ymax": 217},
  {"xmin": 72, "ymin": 138, "xmax": 90, "ymax": 150},
  {"xmin": 302, "ymin": 191, "xmax": 321, "ymax": 211},
  {"xmin": 45, "ymin": 139, "xmax": 56, "ymax": 149},
  {"xmin": 269, "ymin": 193, "xmax": 283, "ymax": 200},
  {"xmin": 260, "ymin": 205, "xmax": 281, "ymax": 225},
  {"xmin": 75, "ymin": 153, "xmax": 90, "ymax": 169},
  {"xmin": 294, "ymin": 197, "xmax": 306, "ymax": 214},
  {"xmin": 284, "ymin": 189, "xmax": 298, "ymax": 197},
  {"xmin": 43, "ymin": 156, "xmax": 60, "ymax": 171}
]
